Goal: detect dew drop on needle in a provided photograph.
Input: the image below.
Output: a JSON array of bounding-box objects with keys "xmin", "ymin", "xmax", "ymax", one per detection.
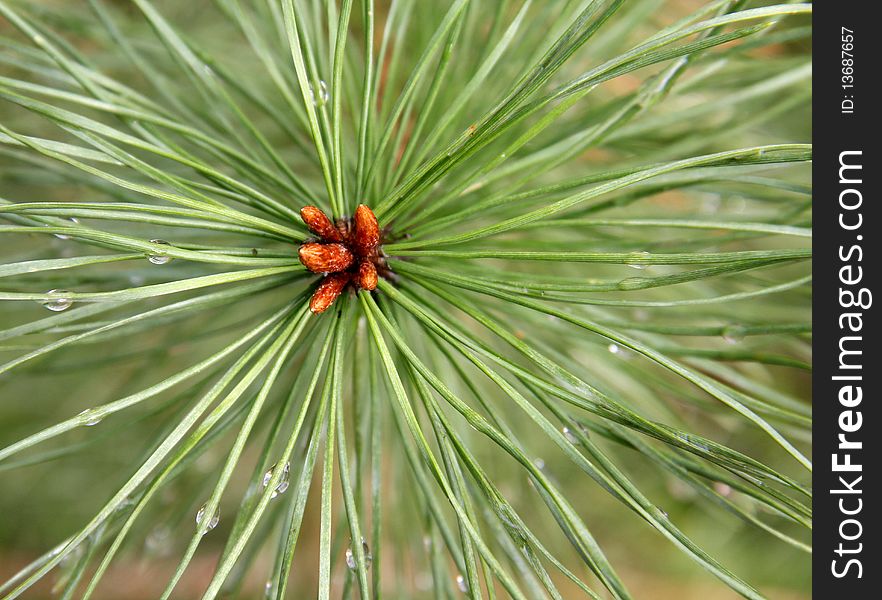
[
  {"xmin": 41, "ymin": 289, "xmax": 73, "ymax": 312},
  {"xmin": 262, "ymin": 462, "xmax": 290, "ymax": 498},
  {"xmin": 148, "ymin": 239, "xmax": 173, "ymax": 265},
  {"xmin": 195, "ymin": 502, "xmax": 220, "ymax": 533},
  {"xmin": 345, "ymin": 538, "xmax": 372, "ymax": 570},
  {"xmin": 310, "ymin": 80, "xmax": 329, "ymax": 107},
  {"xmin": 722, "ymin": 325, "xmax": 746, "ymax": 344},
  {"xmin": 77, "ymin": 409, "xmax": 103, "ymax": 426},
  {"xmin": 54, "ymin": 217, "xmax": 79, "ymax": 240},
  {"xmin": 608, "ymin": 343, "xmax": 634, "ymax": 359},
  {"xmin": 626, "ymin": 250, "xmax": 651, "ymax": 270}
]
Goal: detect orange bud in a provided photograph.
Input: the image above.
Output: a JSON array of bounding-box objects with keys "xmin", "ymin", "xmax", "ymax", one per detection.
[
  {"xmin": 356, "ymin": 260, "xmax": 378, "ymax": 291},
  {"xmin": 309, "ymin": 273, "xmax": 351, "ymax": 314},
  {"xmin": 353, "ymin": 204, "xmax": 380, "ymax": 256},
  {"xmin": 300, "ymin": 206, "xmax": 342, "ymax": 242},
  {"xmin": 298, "ymin": 243, "xmax": 354, "ymax": 273}
]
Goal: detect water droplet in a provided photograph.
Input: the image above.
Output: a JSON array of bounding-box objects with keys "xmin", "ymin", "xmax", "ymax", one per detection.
[
  {"xmin": 455, "ymin": 574, "xmax": 469, "ymax": 593},
  {"xmin": 562, "ymin": 427, "xmax": 578, "ymax": 444},
  {"xmin": 608, "ymin": 343, "xmax": 634, "ymax": 360},
  {"xmin": 310, "ymin": 80, "xmax": 329, "ymax": 107},
  {"xmin": 722, "ymin": 325, "xmax": 747, "ymax": 344},
  {"xmin": 263, "ymin": 580, "xmax": 273, "ymax": 598},
  {"xmin": 77, "ymin": 408, "xmax": 103, "ymax": 426},
  {"xmin": 625, "ymin": 251, "xmax": 651, "ymax": 269},
  {"xmin": 54, "ymin": 217, "xmax": 79, "ymax": 240},
  {"xmin": 195, "ymin": 503, "xmax": 220, "ymax": 533},
  {"xmin": 41, "ymin": 289, "xmax": 73, "ymax": 312},
  {"xmin": 262, "ymin": 462, "xmax": 290, "ymax": 498},
  {"xmin": 147, "ymin": 239, "xmax": 173, "ymax": 265},
  {"xmin": 261, "ymin": 464, "xmax": 275, "ymax": 486},
  {"xmin": 345, "ymin": 538, "xmax": 372, "ymax": 571},
  {"xmin": 533, "ymin": 458, "xmax": 545, "ymax": 471}
]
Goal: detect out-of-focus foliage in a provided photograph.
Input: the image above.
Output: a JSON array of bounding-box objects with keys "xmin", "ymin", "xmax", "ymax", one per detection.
[{"xmin": 0, "ymin": 1, "xmax": 810, "ymax": 598}]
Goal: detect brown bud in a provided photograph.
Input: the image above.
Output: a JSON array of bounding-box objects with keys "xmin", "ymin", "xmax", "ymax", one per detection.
[
  {"xmin": 335, "ymin": 218, "xmax": 352, "ymax": 244},
  {"xmin": 309, "ymin": 273, "xmax": 351, "ymax": 314},
  {"xmin": 356, "ymin": 260, "xmax": 378, "ymax": 291},
  {"xmin": 298, "ymin": 243, "xmax": 354, "ymax": 273},
  {"xmin": 353, "ymin": 204, "xmax": 380, "ymax": 256},
  {"xmin": 300, "ymin": 206, "xmax": 342, "ymax": 242}
]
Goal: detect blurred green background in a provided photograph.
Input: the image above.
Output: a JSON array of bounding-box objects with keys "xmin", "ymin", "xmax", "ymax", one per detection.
[{"xmin": 1, "ymin": 0, "xmax": 811, "ymax": 597}]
